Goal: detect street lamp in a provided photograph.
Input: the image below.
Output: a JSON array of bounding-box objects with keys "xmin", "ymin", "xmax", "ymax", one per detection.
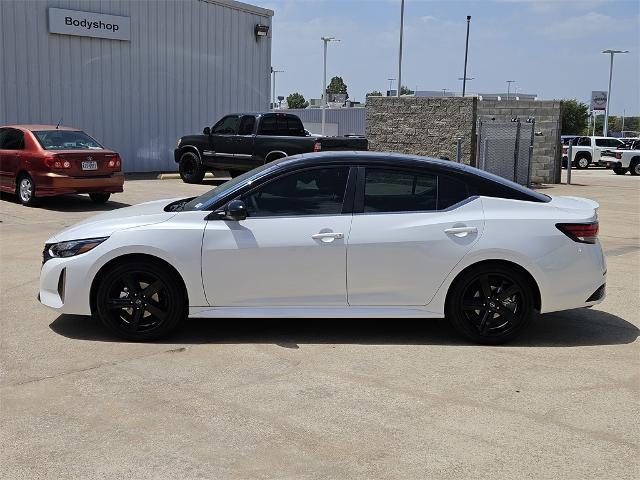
[
  {"xmin": 506, "ymin": 80, "xmax": 515, "ymax": 101},
  {"xmin": 458, "ymin": 76, "xmax": 474, "ymax": 94},
  {"xmin": 271, "ymin": 67, "xmax": 284, "ymax": 110},
  {"xmin": 321, "ymin": 36, "xmax": 339, "ymax": 135},
  {"xmin": 397, "ymin": 0, "xmax": 405, "ymax": 97},
  {"xmin": 442, "ymin": 88, "xmax": 448, "ymax": 97},
  {"xmin": 387, "ymin": 78, "xmax": 396, "ymax": 96},
  {"xmin": 602, "ymin": 49, "xmax": 629, "ymax": 136},
  {"xmin": 462, "ymin": 15, "xmax": 471, "ymax": 97}
]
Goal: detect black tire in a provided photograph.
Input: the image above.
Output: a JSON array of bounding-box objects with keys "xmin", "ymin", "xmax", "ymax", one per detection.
[
  {"xmin": 446, "ymin": 264, "xmax": 534, "ymax": 345},
  {"xmin": 629, "ymin": 158, "xmax": 640, "ymax": 176},
  {"xmin": 89, "ymin": 193, "xmax": 111, "ymax": 203},
  {"xmin": 613, "ymin": 166, "xmax": 628, "ymax": 175},
  {"xmin": 16, "ymin": 174, "xmax": 38, "ymax": 206},
  {"xmin": 94, "ymin": 261, "xmax": 187, "ymax": 341},
  {"xmin": 574, "ymin": 154, "xmax": 590, "ymax": 169},
  {"xmin": 179, "ymin": 151, "xmax": 206, "ymax": 184}
]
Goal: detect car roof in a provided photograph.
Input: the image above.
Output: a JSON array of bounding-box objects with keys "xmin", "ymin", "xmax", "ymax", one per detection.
[{"xmin": 1, "ymin": 125, "xmax": 82, "ymax": 132}]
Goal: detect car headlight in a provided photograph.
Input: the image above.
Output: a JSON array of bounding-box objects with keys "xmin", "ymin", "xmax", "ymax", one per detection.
[{"xmin": 44, "ymin": 237, "xmax": 108, "ymax": 263}]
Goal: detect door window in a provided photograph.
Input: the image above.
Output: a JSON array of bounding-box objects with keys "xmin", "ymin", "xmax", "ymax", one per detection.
[
  {"xmin": 258, "ymin": 116, "xmax": 278, "ymax": 135},
  {"xmin": 242, "ymin": 167, "xmax": 350, "ymax": 217},
  {"xmin": 0, "ymin": 128, "xmax": 24, "ymax": 150},
  {"xmin": 212, "ymin": 116, "xmax": 240, "ymax": 135},
  {"xmin": 238, "ymin": 116, "xmax": 256, "ymax": 135},
  {"xmin": 363, "ymin": 169, "xmax": 438, "ymax": 213},
  {"xmin": 576, "ymin": 137, "xmax": 591, "ymax": 146}
]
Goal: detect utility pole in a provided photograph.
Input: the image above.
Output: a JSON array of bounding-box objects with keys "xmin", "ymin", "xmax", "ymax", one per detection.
[
  {"xmin": 397, "ymin": 0, "xmax": 405, "ymax": 97},
  {"xmin": 506, "ymin": 80, "xmax": 515, "ymax": 101},
  {"xmin": 602, "ymin": 49, "xmax": 629, "ymax": 137},
  {"xmin": 462, "ymin": 15, "xmax": 471, "ymax": 97},
  {"xmin": 321, "ymin": 37, "xmax": 339, "ymax": 135},
  {"xmin": 271, "ymin": 67, "xmax": 284, "ymax": 110}
]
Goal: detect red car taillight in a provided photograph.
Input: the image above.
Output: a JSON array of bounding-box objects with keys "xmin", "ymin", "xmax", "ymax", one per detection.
[
  {"xmin": 106, "ymin": 154, "xmax": 122, "ymax": 171},
  {"xmin": 556, "ymin": 222, "xmax": 599, "ymax": 244},
  {"xmin": 313, "ymin": 140, "xmax": 322, "ymax": 152},
  {"xmin": 562, "ymin": 146, "xmax": 568, "ymax": 154},
  {"xmin": 44, "ymin": 156, "xmax": 72, "ymax": 170},
  {"xmin": 615, "ymin": 152, "xmax": 622, "ymax": 159}
]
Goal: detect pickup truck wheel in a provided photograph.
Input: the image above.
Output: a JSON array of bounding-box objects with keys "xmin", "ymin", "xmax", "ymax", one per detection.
[
  {"xmin": 575, "ymin": 154, "xmax": 590, "ymax": 169},
  {"xmin": 613, "ymin": 166, "xmax": 628, "ymax": 175},
  {"xmin": 630, "ymin": 159, "xmax": 640, "ymax": 176},
  {"xmin": 179, "ymin": 151, "xmax": 205, "ymax": 184}
]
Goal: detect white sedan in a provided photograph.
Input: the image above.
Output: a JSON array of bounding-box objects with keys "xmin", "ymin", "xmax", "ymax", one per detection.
[{"xmin": 39, "ymin": 152, "xmax": 606, "ymax": 344}]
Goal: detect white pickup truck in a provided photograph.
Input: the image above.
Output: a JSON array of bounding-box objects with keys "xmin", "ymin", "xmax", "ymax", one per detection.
[
  {"xmin": 562, "ymin": 136, "xmax": 626, "ymax": 169},
  {"xmin": 600, "ymin": 139, "xmax": 640, "ymax": 175}
]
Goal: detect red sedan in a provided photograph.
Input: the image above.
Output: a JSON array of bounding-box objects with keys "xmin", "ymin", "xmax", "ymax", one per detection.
[{"xmin": 0, "ymin": 125, "xmax": 124, "ymax": 206}]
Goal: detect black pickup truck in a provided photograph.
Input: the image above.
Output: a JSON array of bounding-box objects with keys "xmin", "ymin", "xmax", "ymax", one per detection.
[{"xmin": 174, "ymin": 112, "xmax": 368, "ymax": 183}]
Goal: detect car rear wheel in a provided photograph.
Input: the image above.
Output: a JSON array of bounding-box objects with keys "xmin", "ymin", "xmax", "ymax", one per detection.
[
  {"xmin": 446, "ymin": 265, "xmax": 534, "ymax": 344},
  {"xmin": 179, "ymin": 151, "xmax": 206, "ymax": 184},
  {"xmin": 613, "ymin": 166, "xmax": 628, "ymax": 175},
  {"xmin": 95, "ymin": 261, "xmax": 186, "ymax": 341},
  {"xmin": 16, "ymin": 174, "xmax": 38, "ymax": 206},
  {"xmin": 89, "ymin": 193, "xmax": 111, "ymax": 203},
  {"xmin": 629, "ymin": 159, "xmax": 640, "ymax": 176},
  {"xmin": 575, "ymin": 155, "xmax": 590, "ymax": 169}
]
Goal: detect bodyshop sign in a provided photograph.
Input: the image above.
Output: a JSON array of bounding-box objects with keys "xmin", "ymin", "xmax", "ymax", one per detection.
[
  {"xmin": 48, "ymin": 8, "xmax": 130, "ymax": 41},
  {"xmin": 590, "ymin": 91, "xmax": 607, "ymax": 111}
]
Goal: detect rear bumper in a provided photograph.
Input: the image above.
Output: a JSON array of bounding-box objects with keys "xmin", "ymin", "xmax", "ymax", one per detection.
[{"xmin": 34, "ymin": 172, "xmax": 124, "ymax": 197}]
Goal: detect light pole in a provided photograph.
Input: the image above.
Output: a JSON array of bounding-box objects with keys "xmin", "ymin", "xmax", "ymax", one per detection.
[
  {"xmin": 506, "ymin": 80, "xmax": 515, "ymax": 101},
  {"xmin": 462, "ymin": 15, "xmax": 471, "ymax": 97},
  {"xmin": 321, "ymin": 36, "xmax": 339, "ymax": 135},
  {"xmin": 602, "ymin": 49, "xmax": 629, "ymax": 136},
  {"xmin": 271, "ymin": 67, "xmax": 284, "ymax": 110},
  {"xmin": 458, "ymin": 76, "xmax": 474, "ymax": 93},
  {"xmin": 397, "ymin": 0, "xmax": 405, "ymax": 97},
  {"xmin": 387, "ymin": 78, "xmax": 396, "ymax": 96},
  {"xmin": 442, "ymin": 88, "xmax": 448, "ymax": 97}
]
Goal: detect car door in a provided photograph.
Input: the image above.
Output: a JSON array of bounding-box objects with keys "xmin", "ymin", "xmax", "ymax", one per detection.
[
  {"xmin": 347, "ymin": 167, "xmax": 484, "ymax": 306},
  {"xmin": 0, "ymin": 128, "xmax": 25, "ymax": 191},
  {"xmin": 229, "ymin": 115, "xmax": 257, "ymax": 170},
  {"xmin": 594, "ymin": 138, "xmax": 608, "ymax": 162},
  {"xmin": 201, "ymin": 165, "xmax": 354, "ymax": 306},
  {"xmin": 208, "ymin": 115, "xmax": 241, "ymax": 167}
]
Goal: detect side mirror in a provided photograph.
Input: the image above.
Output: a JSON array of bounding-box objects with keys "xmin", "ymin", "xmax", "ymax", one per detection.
[
  {"xmin": 203, "ymin": 126, "xmax": 211, "ymax": 135},
  {"xmin": 224, "ymin": 199, "xmax": 248, "ymax": 221}
]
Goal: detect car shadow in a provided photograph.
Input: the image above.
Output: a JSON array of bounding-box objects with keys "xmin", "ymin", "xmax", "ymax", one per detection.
[
  {"xmin": 49, "ymin": 308, "xmax": 638, "ymax": 348},
  {"xmin": 0, "ymin": 192, "xmax": 129, "ymax": 212}
]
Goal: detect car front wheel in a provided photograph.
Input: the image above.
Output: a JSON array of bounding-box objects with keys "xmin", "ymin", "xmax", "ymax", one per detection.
[
  {"xmin": 446, "ymin": 265, "xmax": 534, "ymax": 344},
  {"xmin": 179, "ymin": 151, "xmax": 206, "ymax": 184},
  {"xmin": 94, "ymin": 261, "xmax": 186, "ymax": 341}
]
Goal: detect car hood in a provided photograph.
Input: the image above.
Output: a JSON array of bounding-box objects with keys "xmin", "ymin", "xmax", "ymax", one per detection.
[{"xmin": 46, "ymin": 198, "xmax": 183, "ymax": 243}]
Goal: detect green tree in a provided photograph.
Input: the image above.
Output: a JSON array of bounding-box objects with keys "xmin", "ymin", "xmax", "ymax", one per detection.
[
  {"xmin": 400, "ymin": 85, "xmax": 413, "ymax": 96},
  {"xmin": 326, "ymin": 76, "xmax": 348, "ymax": 99},
  {"xmin": 286, "ymin": 92, "xmax": 308, "ymax": 109},
  {"xmin": 560, "ymin": 99, "xmax": 589, "ymax": 135},
  {"xmin": 366, "ymin": 90, "xmax": 383, "ymax": 97}
]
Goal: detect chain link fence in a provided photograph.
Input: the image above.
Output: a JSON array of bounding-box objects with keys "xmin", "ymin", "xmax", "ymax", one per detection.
[{"xmin": 476, "ymin": 120, "xmax": 535, "ymax": 186}]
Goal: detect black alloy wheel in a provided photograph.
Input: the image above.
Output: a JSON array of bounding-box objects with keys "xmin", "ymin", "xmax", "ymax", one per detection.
[
  {"xmin": 179, "ymin": 151, "xmax": 206, "ymax": 184},
  {"xmin": 95, "ymin": 261, "xmax": 186, "ymax": 341},
  {"xmin": 447, "ymin": 265, "xmax": 534, "ymax": 344}
]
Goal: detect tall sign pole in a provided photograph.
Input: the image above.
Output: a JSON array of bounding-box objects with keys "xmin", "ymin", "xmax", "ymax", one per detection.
[
  {"xmin": 462, "ymin": 16, "xmax": 471, "ymax": 97},
  {"xmin": 397, "ymin": 0, "xmax": 405, "ymax": 97}
]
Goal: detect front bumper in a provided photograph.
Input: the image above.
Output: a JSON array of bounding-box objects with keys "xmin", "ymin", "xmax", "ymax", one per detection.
[
  {"xmin": 34, "ymin": 172, "xmax": 124, "ymax": 197},
  {"xmin": 39, "ymin": 252, "xmax": 96, "ymax": 315}
]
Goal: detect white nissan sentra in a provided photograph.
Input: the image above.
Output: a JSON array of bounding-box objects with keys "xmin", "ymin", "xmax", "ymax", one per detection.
[{"xmin": 39, "ymin": 152, "xmax": 606, "ymax": 344}]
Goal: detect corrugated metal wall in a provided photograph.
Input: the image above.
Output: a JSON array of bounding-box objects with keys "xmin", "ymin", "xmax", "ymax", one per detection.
[
  {"xmin": 0, "ymin": 0, "xmax": 272, "ymax": 172},
  {"xmin": 286, "ymin": 108, "xmax": 366, "ymax": 136}
]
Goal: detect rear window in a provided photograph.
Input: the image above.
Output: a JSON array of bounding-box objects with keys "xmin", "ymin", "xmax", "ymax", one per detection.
[
  {"xmin": 258, "ymin": 115, "xmax": 305, "ymax": 136},
  {"xmin": 33, "ymin": 130, "xmax": 103, "ymax": 150}
]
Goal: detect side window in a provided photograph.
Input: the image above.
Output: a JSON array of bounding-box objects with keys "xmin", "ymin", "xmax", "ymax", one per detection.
[
  {"xmin": 611, "ymin": 139, "xmax": 625, "ymax": 148},
  {"xmin": 0, "ymin": 128, "xmax": 25, "ymax": 150},
  {"xmin": 242, "ymin": 167, "xmax": 350, "ymax": 217},
  {"xmin": 577, "ymin": 137, "xmax": 590, "ymax": 146},
  {"xmin": 438, "ymin": 175, "xmax": 470, "ymax": 209},
  {"xmin": 258, "ymin": 116, "xmax": 278, "ymax": 135},
  {"xmin": 595, "ymin": 139, "xmax": 608, "ymax": 147},
  {"xmin": 238, "ymin": 116, "xmax": 256, "ymax": 135},
  {"xmin": 212, "ymin": 116, "xmax": 240, "ymax": 135},
  {"xmin": 363, "ymin": 169, "xmax": 437, "ymax": 213},
  {"xmin": 286, "ymin": 116, "xmax": 305, "ymax": 136}
]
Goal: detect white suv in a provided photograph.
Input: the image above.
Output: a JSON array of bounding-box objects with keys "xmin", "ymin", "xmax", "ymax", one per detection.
[{"xmin": 562, "ymin": 136, "xmax": 626, "ymax": 169}]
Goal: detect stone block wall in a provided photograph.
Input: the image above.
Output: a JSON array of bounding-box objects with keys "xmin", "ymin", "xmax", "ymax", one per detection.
[
  {"xmin": 477, "ymin": 100, "xmax": 562, "ymax": 184},
  {"xmin": 366, "ymin": 97, "xmax": 477, "ymax": 166}
]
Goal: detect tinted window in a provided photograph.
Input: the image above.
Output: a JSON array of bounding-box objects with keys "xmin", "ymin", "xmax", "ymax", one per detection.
[
  {"xmin": 577, "ymin": 137, "xmax": 591, "ymax": 146},
  {"xmin": 286, "ymin": 116, "xmax": 305, "ymax": 136},
  {"xmin": 33, "ymin": 130, "xmax": 102, "ymax": 150},
  {"xmin": 438, "ymin": 175, "xmax": 470, "ymax": 209},
  {"xmin": 212, "ymin": 116, "xmax": 240, "ymax": 135},
  {"xmin": 363, "ymin": 169, "xmax": 437, "ymax": 213},
  {"xmin": 595, "ymin": 139, "xmax": 608, "ymax": 147},
  {"xmin": 0, "ymin": 128, "xmax": 25, "ymax": 150},
  {"xmin": 242, "ymin": 167, "xmax": 349, "ymax": 217},
  {"xmin": 258, "ymin": 116, "xmax": 277, "ymax": 135},
  {"xmin": 238, "ymin": 116, "xmax": 256, "ymax": 135}
]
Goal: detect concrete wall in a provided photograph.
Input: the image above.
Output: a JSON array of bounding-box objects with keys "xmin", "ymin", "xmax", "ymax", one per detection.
[
  {"xmin": 0, "ymin": 0, "xmax": 273, "ymax": 172},
  {"xmin": 366, "ymin": 97, "xmax": 477, "ymax": 166},
  {"xmin": 477, "ymin": 100, "xmax": 562, "ymax": 184}
]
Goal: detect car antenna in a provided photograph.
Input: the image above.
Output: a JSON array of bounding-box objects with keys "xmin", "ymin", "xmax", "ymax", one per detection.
[{"xmin": 55, "ymin": 117, "xmax": 62, "ymax": 129}]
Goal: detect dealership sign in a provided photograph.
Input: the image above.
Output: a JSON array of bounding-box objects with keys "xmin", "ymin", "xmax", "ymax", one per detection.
[
  {"xmin": 590, "ymin": 91, "xmax": 607, "ymax": 111},
  {"xmin": 48, "ymin": 8, "xmax": 130, "ymax": 41}
]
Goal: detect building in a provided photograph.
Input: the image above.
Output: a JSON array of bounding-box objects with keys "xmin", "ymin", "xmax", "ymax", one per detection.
[
  {"xmin": 385, "ymin": 90, "xmax": 538, "ymax": 101},
  {"xmin": 0, "ymin": 0, "xmax": 273, "ymax": 172}
]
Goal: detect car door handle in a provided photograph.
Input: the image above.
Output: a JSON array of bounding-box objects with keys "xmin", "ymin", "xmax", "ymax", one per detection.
[
  {"xmin": 444, "ymin": 226, "xmax": 478, "ymax": 237},
  {"xmin": 312, "ymin": 232, "xmax": 344, "ymax": 242}
]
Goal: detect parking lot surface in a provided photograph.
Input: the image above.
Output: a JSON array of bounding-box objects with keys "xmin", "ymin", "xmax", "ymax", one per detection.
[{"xmin": 1, "ymin": 169, "xmax": 638, "ymax": 479}]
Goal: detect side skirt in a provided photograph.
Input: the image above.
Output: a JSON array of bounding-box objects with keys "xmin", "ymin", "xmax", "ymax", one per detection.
[{"xmin": 188, "ymin": 306, "xmax": 444, "ymax": 319}]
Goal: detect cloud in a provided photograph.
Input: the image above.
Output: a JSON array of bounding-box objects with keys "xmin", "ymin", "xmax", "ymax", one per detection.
[{"xmin": 538, "ymin": 11, "xmax": 630, "ymax": 39}]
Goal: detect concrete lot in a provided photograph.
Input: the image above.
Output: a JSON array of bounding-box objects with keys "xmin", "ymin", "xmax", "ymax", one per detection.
[{"xmin": 1, "ymin": 169, "xmax": 638, "ymax": 479}]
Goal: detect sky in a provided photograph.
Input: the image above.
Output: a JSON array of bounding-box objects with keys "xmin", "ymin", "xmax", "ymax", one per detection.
[{"xmin": 258, "ymin": 0, "xmax": 640, "ymax": 115}]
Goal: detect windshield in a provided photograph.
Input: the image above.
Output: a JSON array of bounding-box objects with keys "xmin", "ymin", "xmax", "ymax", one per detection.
[
  {"xmin": 183, "ymin": 162, "xmax": 278, "ymax": 211},
  {"xmin": 34, "ymin": 130, "xmax": 103, "ymax": 150}
]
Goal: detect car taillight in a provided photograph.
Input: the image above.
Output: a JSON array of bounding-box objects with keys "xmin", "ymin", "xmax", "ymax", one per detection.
[
  {"xmin": 44, "ymin": 156, "xmax": 72, "ymax": 169},
  {"xmin": 556, "ymin": 222, "xmax": 599, "ymax": 244},
  {"xmin": 313, "ymin": 141, "xmax": 321, "ymax": 152},
  {"xmin": 107, "ymin": 154, "xmax": 122, "ymax": 171},
  {"xmin": 562, "ymin": 146, "xmax": 567, "ymax": 154},
  {"xmin": 615, "ymin": 152, "xmax": 622, "ymax": 159}
]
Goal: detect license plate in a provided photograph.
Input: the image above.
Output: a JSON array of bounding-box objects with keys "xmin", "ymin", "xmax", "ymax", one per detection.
[{"xmin": 82, "ymin": 161, "xmax": 98, "ymax": 170}]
